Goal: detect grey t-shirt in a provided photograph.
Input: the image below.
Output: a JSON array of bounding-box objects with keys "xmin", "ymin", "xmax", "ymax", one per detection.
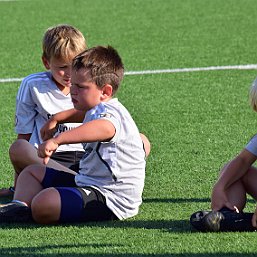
[{"xmin": 75, "ymin": 98, "xmax": 146, "ymax": 220}]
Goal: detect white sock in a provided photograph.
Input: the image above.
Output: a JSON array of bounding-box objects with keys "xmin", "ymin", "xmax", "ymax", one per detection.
[{"xmin": 11, "ymin": 200, "xmax": 28, "ymax": 206}]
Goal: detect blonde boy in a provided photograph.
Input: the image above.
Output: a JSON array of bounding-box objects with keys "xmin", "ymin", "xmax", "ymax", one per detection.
[
  {"xmin": 190, "ymin": 78, "xmax": 257, "ymax": 232},
  {"xmin": 0, "ymin": 24, "xmax": 87, "ymax": 197}
]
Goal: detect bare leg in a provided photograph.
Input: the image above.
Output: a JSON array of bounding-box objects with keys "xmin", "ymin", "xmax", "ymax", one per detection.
[
  {"xmin": 9, "ymin": 139, "xmax": 76, "ymax": 187},
  {"xmin": 223, "ymin": 180, "xmax": 247, "ymax": 211},
  {"xmin": 213, "ymin": 164, "xmax": 257, "ymax": 212},
  {"xmin": 13, "ymin": 164, "xmax": 61, "ymax": 224},
  {"xmin": 13, "ymin": 164, "xmax": 46, "ymax": 205},
  {"xmin": 211, "ymin": 162, "xmax": 247, "ymax": 211},
  {"xmin": 31, "ymin": 188, "xmax": 61, "ymax": 224},
  {"xmin": 242, "ymin": 166, "xmax": 257, "ymax": 200}
]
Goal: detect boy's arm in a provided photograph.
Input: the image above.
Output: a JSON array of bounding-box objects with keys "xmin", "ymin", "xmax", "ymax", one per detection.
[
  {"xmin": 211, "ymin": 149, "xmax": 257, "ymax": 211},
  {"xmin": 38, "ymin": 119, "xmax": 115, "ymax": 164},
  {"xmin": 40, "ymin": 108, "xmax": 86, "ymax": 141},
  {"xmin": 51, "ymin": 108, "xmax": 86, "ymax": 123}
]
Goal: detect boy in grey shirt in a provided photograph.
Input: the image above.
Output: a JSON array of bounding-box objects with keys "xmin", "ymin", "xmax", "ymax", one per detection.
[{"xmin": 0, "ymin": 45, "xmax": 148, "ymax": 224}]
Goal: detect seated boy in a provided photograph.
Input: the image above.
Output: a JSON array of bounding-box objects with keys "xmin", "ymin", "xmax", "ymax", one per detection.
[
  {"xmin": 0, "ymin": 24, "xmax": 87, "ymax": 197},
  {"xmin": 190, "ymin": 78, "xmax": 257, "ymax": 232},
  {"xmin": 0, "ymin": 45, "xmax": 147, "ymax": 224}
]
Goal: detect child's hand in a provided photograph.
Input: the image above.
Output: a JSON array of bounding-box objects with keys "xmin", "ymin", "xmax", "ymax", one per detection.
[
  {"xmin": 40, "ymin": 118, "xmax": 58, "ymax": 141},
  {"xmin": 211, "ymin": 184, "xmax": 236, "ymax": 211},
  {"xmin": 37, "ymin": 139, "xmax": 59, "ymax": 164}
]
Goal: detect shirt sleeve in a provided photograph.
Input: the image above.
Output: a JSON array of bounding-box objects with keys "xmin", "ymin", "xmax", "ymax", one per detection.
[
  {"xmin": 97, "ymin": 111, "xmax": 121, "ymax": 144},
  {"xmin": 245, "ymin": 134, "xmax": 257, "ymax": 156},
  {"xmin": 15, "ymin": 80, "xmax": 37, "ymax": 134}
]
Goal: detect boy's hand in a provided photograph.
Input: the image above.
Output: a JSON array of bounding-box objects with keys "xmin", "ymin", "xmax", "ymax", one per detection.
[
  {"xmin": 211, "ymin": 184, "xmax": 237, "ymax": 212},
  {"xmin": 38, "ymin": 139, "xmax": 59, "ymax": 164},
  {"xmin": 41, "ymin": 118, "xmax": 58, "ymax": 141}
]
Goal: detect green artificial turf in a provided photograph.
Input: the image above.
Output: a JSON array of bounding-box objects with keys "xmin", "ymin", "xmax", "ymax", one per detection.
[{"xmin": 1, "ymin": 0, "xmax": 257, "ymax": 256}]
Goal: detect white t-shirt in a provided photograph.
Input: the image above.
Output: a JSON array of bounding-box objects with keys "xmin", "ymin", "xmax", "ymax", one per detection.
[
  {"xmin": 15, "ymin": 71, "xmax": 84, "ymax": 152},
  {"xmin": 75, "ymin": 98, "xmax": 146, "ymax": 220}
]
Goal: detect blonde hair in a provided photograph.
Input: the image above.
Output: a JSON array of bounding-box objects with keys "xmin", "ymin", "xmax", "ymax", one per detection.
[
  {"xmin": 42, "ymin": 24, "xmax": 86, "ymax": 62},
  {"xmin": 249, "ymin": 78, "xmax": 257, "ymax": 112}
]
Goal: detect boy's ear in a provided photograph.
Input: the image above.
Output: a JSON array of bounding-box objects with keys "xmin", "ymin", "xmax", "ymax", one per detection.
[
  {"xmin": 42, "ymin": 56, "xmax": 50, "ymax": 70},
  {"xmin": 101, "ymin": 84, "xmax": 113, "ymax": 99}
]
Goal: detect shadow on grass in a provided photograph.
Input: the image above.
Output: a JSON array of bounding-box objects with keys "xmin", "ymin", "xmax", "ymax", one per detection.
[
  {"xmin": 143, "ymin": 198, "xmax": 211, "ymax": 203},
  {"xmin": 0, "ymin": 245, "xmax": 256, "ymax": 257},
  {"xmin": 0, "ymin": 219, "xmax": 191, "ymax": 233},
  {"xmin": 143, "ymin": 197, "xmax": 255, "ymax": 204},
  {"xmin": 0, "ymin": 197, "xmax": 255, "ymax": 234}
]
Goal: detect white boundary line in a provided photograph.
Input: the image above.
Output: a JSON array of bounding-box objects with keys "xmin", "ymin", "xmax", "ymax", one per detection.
[{"xmin": 1, "ymin": 64, "xmax": 257, "ymax": 83}]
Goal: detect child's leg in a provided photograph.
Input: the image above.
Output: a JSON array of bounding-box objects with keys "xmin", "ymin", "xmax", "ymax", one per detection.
[
  {"xmin": 31, "ymin": 187, "xmax": 61, "ymax": 224},
  {"xmin": 13, "ymin": 164, "xmax": 46, "ymax": 205},
  {"xmin": 242, "ymin": 166, "xmax": 257, "ymax": 199},
  {"xmin": 222, "ymin": 180, "xmax": 247, "ymax": 211},
  {"xmin": 191, "ymin": 166, "xmax": 257, "ymax": 232},
  {"xmin": 31, "ymin": 187, "xmax": 118, "ymax": 224},
  {"xmin": 9, "ymin": 139, "xmax": 76, "ymax": 187},
  {"xmin": 0, "ymin": 167, "xmax": 77, "ymax": 223},
  {"xmin": 216, "ymin": 165, "xmax": 257, "ymax": 211},
  {"xmin": 10, "ymin": 139, "xmax": 75, "ymax": 174},
  {"xmin": 211, "ymin": 162, "xmax": 248, "ymax": 211}
]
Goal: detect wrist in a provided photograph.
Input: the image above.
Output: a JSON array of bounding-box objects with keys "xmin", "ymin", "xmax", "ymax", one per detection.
[
  {"xmin": 52, "ymin": 137, "xmax": 61, "ymax": 147},
  {"xmin": 50, "ymin": 114, "xmax": 59, "ymax": 125}
]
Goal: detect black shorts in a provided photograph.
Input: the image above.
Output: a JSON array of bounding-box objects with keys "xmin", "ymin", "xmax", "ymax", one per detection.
[
  {"xmin": 50, "ymin": 151, "xmax": 84, "ymax": 172},
  {"xmin": 42, "ymin": 168, "xmax": 118, "ymax": 222}
]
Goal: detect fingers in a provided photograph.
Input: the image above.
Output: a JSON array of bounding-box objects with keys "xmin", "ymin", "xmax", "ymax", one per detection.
[
  {"xmin": 43, "ymin": 156, "xmax": 50, "ymax": 165},
  {"xmin": 224, "ymin": 201, "xmax": 238, "ymax": 212},
  {"xmin": 212, "ymin": 202, "xmax": 240, "ymax": 213},
  {"xmin": 37, "ymin": 139, "xmax": 59, "ymax": 164}
]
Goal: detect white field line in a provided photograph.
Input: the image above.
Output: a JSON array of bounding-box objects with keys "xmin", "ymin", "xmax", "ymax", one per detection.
[{"xmin": 1, "ymin": 64, "xmax": 257, "ymax": 83}]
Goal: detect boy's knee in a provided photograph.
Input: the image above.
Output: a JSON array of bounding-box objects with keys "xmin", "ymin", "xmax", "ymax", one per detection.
[
  {"xmin": 242, "ymin": 166, "xmax": 256, "ymax": 186},
  {"xmin": 9, "ymin": 139, "xmax": 31, "ymax": 163},
  {"xmin": 31, "ymin": 188, "xmax": 60, "ymax": 224},
  {"xmin": 9, "ymin": 139, "xmax": 26, "ymax": 161},
  {"xmin": 19, "ymin": 164, "xmax": 46, "ymax": 182}
]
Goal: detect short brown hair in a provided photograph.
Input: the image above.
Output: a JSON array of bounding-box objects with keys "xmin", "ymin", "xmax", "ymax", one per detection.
[
  {"xmin": 72, "ymin": 46, "xmax": 124, "ymax": 95},
  {"xmin": 42, "ymin": 24, "xmax": 86, "ymax": 62}
]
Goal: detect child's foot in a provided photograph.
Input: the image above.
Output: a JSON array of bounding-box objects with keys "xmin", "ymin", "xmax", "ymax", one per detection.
[
  {"xmin": 190, "ymin": 209, "xmax": 256, "ymax": 232},
  {"xmin": 0, "ymin": 202, "xmax": 32, "ymax": 222}
]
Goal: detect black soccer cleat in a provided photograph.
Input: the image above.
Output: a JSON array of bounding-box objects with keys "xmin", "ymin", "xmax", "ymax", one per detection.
[
  {"xmin": 203, "ymin": 211, "xmax": 225, "ymax": 232},
  {"xmin": 0, "ymin": 202, "xmax": 32, "ymax": 223},
  {"xmin": 190, "ymin": 209, "xmax": 256, "ymax": 232},
  {"xmin": 190, "ymin": 210, "xmax": 214, "ymax": 232}
]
